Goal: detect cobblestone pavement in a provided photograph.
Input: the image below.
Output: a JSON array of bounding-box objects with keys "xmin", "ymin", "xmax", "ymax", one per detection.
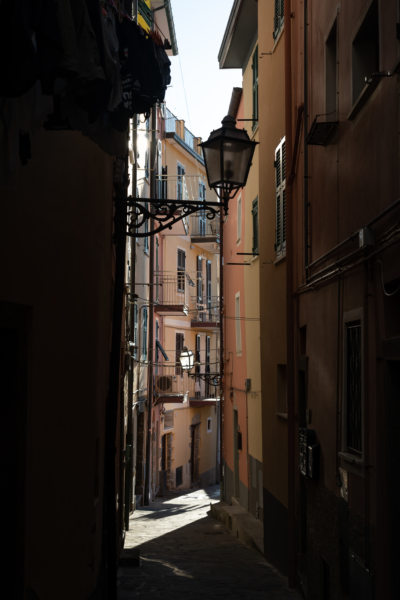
[{"xmin": 117, "ymin": 486, "xmax": 302, "ymax": 600}]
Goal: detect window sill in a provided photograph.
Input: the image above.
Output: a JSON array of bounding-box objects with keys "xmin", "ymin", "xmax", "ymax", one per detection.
[
  {"xmin": 348, "ymin": 75, "xmax": 381, "ymax": 120},
  {"xmin": 274, "ymin": 250, "xmax": 286, "ymax": 265},
  {"xmin": 338, "ymin": 451, "xmax": 366, "ymax": 475},
  {"xmin": 276, "ymin": 412, "xmax": 288, "ymax": 420}
]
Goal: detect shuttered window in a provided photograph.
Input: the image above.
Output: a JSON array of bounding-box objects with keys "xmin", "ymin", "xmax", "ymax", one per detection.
[
  {"xmin": 345, "ymin": 320, "xmax": 363, "ymax": 454},
  {"xmin": 275, "ymin": 138, "xmax": 286, "ymax": 255},
  {"xmin": 274, "ymin": 0, "xmax": 285, "ymax": 40},
  {"xmin": 175, "ymin": 332, "xmax": 184, "ymax": 376},
  {"xmin": 177, "ymin": 249, "xmax": 186, "ymax": 292},
  {"xmin": 252, "ymin": 47, "xmax": 258, "ymax": 127},
  {"xmin": 252, "ymin": 197, "xmax": 259, "ymax": 254}
]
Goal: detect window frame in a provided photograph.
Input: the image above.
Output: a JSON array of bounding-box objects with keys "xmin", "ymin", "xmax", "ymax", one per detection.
[
  {"xmin": 235, "ymin": 292, "xmax": 242, "ymax": 355},
  {"xmin": 177, "ymin": 162, "xmax": 185, "ymax": 201},
  {"xmin": 237, "ymin": 194, "xmax": 242, "ymax": 243},
  {"xmin": 275, "ymin": 137, "xmax": 286, "ymax": 257},
  {"xmin": 252, "ymin": 196, "xmax": 259, "ymax": 254},
  {"xmin": 252, "ymin": 46, "xmax": 258, "ymax": 128},
  {"xmin": 273, "ymin": 0, "xmax": 285, "ymax": 41},
  {"xmin": 175, "ymin": 332, "xmax": 184, "ymax": 376},
  {"xmin": 142, "ymin": 307, "xmax": 148, "ymax": 361},
  {"xmin": 177, "ymin": 248, "xmax": 186, "ymax": 293},
  {"xmin": 340, "ymin": 309, "xmax": 365, "ymax": 464}
]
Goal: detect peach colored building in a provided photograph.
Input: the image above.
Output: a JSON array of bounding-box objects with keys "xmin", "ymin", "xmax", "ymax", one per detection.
[
  {"xmin": 148, "ymin": 108, "xmax": 221, "ymax": 493},
  {"xmin": 219, "ymin": 0, "xmax": 263, "ymax": 523}
]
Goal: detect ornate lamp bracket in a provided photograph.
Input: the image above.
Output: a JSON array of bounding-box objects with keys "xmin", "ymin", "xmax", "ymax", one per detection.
[{"xmin": 126, "ymin": 197, "xmax": 223, "ymax": 237}]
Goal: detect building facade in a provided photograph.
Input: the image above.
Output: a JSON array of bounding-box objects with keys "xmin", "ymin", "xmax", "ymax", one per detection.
[{"xmin": 219, "ymin": 0, "xmax": 264, "ymax": 524}]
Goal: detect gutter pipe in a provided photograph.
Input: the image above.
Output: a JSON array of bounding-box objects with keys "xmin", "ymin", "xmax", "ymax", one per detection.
[{"xmin": 284, "ymin": 0, "xmax": 296, "ymax": 589}]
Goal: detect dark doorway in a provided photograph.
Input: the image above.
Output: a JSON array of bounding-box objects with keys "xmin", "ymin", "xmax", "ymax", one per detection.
[{"xmin": 0, "ymin": 303, "xmax": 30, "ymax": 598}]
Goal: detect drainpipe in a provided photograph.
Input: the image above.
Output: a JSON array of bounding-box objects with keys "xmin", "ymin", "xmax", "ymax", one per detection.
[
  {"xmin": 285, "ymin": 0, "xmax": 296, "ymax": 589},
  {"xmin": 303, "ymin": 0, "xmax": 310, "ymax": 275},
  {"xmin": 219, "ymin": 203, "xmax": 225, "ymax": 490},
  {"xmin": 124, "ymin": 117, "xmax": 138, "ymax": 530},
  {"xmin": 102, "ymin": 155, "xmax": 128, "ymax": 600},
  {"xmin": 144, "ymin": 105, "xmax": 157, "ymax": 505}
]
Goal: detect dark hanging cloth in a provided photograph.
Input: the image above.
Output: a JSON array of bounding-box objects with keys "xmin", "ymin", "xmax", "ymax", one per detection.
[
  {"xmin": 0, "ymin": 1, "xmax": 38, "ymax": 97},
  {"xmin": 110, "ymin": 17, "xmax": 171, "ymax": 130}
]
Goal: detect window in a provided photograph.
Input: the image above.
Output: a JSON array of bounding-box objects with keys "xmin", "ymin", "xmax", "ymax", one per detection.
[
  {"xmin": 143, "ymin": 202, "xmax": 149, "ymax": 253},
  {"xmin": 155, "ymin": 237, "xmax": 160, "ymax": 302},
  {"xmin": 197, "ymin": 256, "xmax": 203, "ymax": 303},
  {"xmin": 235, "ymin": 293, "xmax": 242, "ymax": 354},
  {"xmin": 195, "ymin": 334, "xmax": 201, "ymax": 376},
  {"xmin": 273, "ymin": 0, "xmax": 284, "ymax": 40},
  {"xmin": 343, "ymin": 319, "xmax": 363, "ymax": 455},
  {"xmin": 205, "ymin": 335, "xmax": 211, "ymax": 397},
  {"xmin": 352, "ymin": 1, "xmax": 379, "ymax": 104},
  {"xmin": 252, "ymin": 197, "xmax": 259, "ymax": 254},
  {"xmin": 159, "ymin": 165, "xmax": 167, "ymax": 200},
  {"xmin": 199, "ymin": 182, "xmax": 207, "ymax": 235},
  {"xmin": 176, "ymin": 465, "xmax": 183, "ymax": 487},
  {"xmin": 206, "ymin": 261, "xmax": 212, "ymax": 317},
  {"xmin": 237, "ymin": 194, "xmax": 242, "ymax": 243},
  {"xmin": 175, "ymin": 332, "xmax": 184, "ymax": 376},
  {"xmin": 133, "ymin": 303, "xmax": 138, "ymax": 359},
  {"xmin": 326, "ymin": 20, "xmax": 337, "ymax": 115},
  {"xmin": 164, "ymin": 411, "xmax": 174, "ymax": 430},
  {"xmin": 252, "ymin": 46, "xmax": 258, "ymax": 126},
  {"xmin": 275, "ymin": 138, "xmax": 286, "ymax": 255},
  {"xmin": 177, "ymin": 248, "xmax": 186, "ymax": 292},
  {"xmin": 142, "ymin": 307, "xmax": 148, "ymax": 360},
  {"xmin": 207, "ymin": 417, "xmax": 212, "ymax": 433},
  {"xmin": 177, "ymin": 163, "xmax": 185, "ymax": 200},
  {"xmin": 276, "ymin": 364, "xmax": 288, "ymax": 416},
  {"xmin": 155, "ymin": 320, "xmax": 159, "ymax": 374}
]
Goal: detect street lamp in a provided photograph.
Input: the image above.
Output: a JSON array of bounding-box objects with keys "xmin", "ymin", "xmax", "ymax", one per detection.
[
  {"xmin": 200, "ymin": 115, "xmax": 258, "ymax": 211},
  {"xmin": 179, "ymin": 346, "xmax": 221, "ymax": 387},
  {"xmin": 179, "ymin": 347, "xmax": 194, "ymax": 372},
  {"xmin": 127, "ymin": 115, "xmax": 257, "ymax": 237}
]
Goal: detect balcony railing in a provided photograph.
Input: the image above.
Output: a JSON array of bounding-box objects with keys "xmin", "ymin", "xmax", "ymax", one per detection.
[
  {"xmin": 190, "ymin": 215, "xmax": 220, "ymax": 240},
  {"xmin": 153, "ymin": 270, "xmax": 193, "ymax": 314},
  {"xmin": 154, "ymin": 355, "xmax": 219, "ymax": 401},
  {"xmin": 188, "ymin": 296, "xmax": 220, "ymax": 327},
  {"xmin": 164, "ymin": 108, "xmax": 203, "ymax": 157}
]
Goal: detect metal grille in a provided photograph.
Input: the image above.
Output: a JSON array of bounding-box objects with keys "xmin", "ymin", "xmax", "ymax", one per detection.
[{"xmin": 346, "ymin": 321, "xmax": 362, "ymax": 453}]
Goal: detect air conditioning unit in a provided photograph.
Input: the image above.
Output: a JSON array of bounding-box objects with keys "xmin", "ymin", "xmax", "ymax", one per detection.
[{"xmin": 155, "ymin": 375, "xmax": 173, "ymax": 393}]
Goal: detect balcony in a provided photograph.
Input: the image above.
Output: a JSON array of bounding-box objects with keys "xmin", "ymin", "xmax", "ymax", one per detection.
[
  {"xmin": 190, "ymin": 215, "xmax": 220, "ymax": 252},
  {"xmin": 154, "ymin": 361, "xmax": 188, "ymax": 404},
  {"xmin": 154, "ymin": 352, "xmax": 219, "ymax": 404},
  {"xmin": 164, "ymin": 108, "xmax": 204, "ymax": 162},
  {"xmin": 189, "ymin": 296, "xmax": 220, "ymax": 329},
  {"xmin": 153, "ymin": 270, "xmax": 192, "ymax": 315}
]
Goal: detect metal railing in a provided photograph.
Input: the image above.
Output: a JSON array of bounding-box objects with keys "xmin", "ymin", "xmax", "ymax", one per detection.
[
  {"xmin": 188, "ymin": 295, "xmax": 220, "ymax": 324},
  {"xmin": 154, "ymin": 355, "xmax": 219, "ymax": 400},
  {"xmin": 164, "ymin": 108, "xmax": 202, "ymax": 156},
  {"xmin": 189, "ymin": 215, "xmax": 220, "ymax": 238}
]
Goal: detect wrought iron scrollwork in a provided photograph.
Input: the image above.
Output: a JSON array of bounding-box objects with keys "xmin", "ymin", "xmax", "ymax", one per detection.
[{"xmin": 127, "ymin": 197, "xmax": 223, "ymax": 237}]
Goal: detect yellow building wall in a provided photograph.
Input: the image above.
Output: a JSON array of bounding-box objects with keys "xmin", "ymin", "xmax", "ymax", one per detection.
[{"xmin": 241, "ymin": 42, "xmax": 263, "ymax": 465}]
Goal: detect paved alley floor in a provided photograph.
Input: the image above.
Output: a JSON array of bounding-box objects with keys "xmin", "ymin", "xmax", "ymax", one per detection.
[{"xmin": 117, "ymin": 485, "xmax": 302, "ymax": 600}]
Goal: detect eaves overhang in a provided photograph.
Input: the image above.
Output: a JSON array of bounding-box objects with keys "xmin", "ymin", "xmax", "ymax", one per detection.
[
  {"xmin": 218, "ymin": 0, "xmax": 258, "ymax": 69},
  {"xmin": 165, "ymin": 132, "xmax": 205, "ymax": 166},
  {"xmin": 151, "ymin": 0, "xmax": 178, "ymax": 56}
]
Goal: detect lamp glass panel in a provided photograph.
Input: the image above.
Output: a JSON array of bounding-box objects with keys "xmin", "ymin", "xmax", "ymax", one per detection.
[
  {"xmin": 222, "ymin": 141, "xmax": 254, "ymax": 186},
  {"xmin": 202, "ymin": 143, "xmax": 222, "ymax": 187},
  {"xmin": 179, "ymin": 348, "xmax": 194, "ymax": 371}
]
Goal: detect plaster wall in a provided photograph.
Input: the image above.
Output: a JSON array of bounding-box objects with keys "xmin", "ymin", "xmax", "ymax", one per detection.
[
  {"xmin": 258, "ymin": 0, "xmax": 288, "ymax": 508},
  {"xmin": 0, "ymin": 129, "xmax": 114, "ymax": 598}
]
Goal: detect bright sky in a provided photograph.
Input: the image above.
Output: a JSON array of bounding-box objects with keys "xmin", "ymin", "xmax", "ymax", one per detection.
[{"xmin": 165, "ymin": 0, "xmax": 242, "ymax": 142}]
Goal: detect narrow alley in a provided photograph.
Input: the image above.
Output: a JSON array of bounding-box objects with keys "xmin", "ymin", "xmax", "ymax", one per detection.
[{"xmin": 118, "ymin": 486, "xmax": 301, "ymax": 600}]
